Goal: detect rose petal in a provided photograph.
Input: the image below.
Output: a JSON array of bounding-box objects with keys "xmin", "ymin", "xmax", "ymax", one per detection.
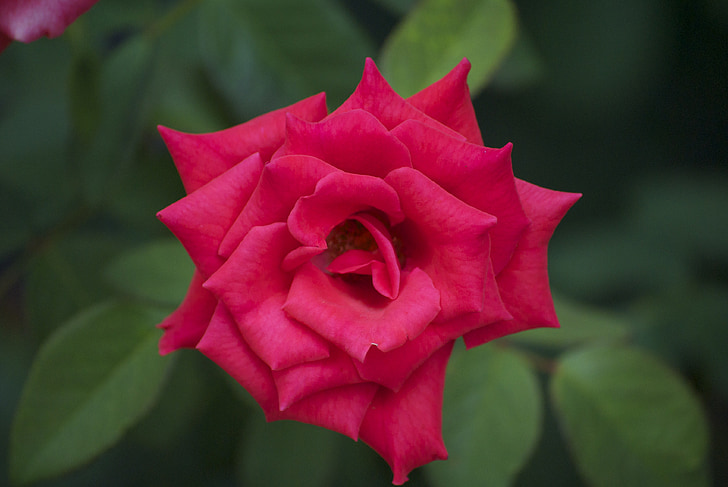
[
  {"xmin": 356, "ymin": 259, "xmax": 511, "ymax": 390},
  {"xmin": 355, "ymin": 325, "xmax": 454, "ymax": 391},
  {"xmin": 272, "ymin": 346, "xmax": 363, "ymax": 410},
  {"xmin": 385, "ymin": 167, "xmax": 498, "ymax": 321},
  {"xmin": 359, "ymin": 341, "xmax": 454, "ymax": 485},
  {"xmin": 327, "ymin": 249, "xmax": 379, "ymax": 274},
  {"xmin": 204, "ymin": 223, "xmax": 330, "ymax": 370},
  {"xmin": 197, "ymin": 302, "xmax": 280, "ymax": 417},
  {"xmin": 283, "ymin": 263, "xmax": 440, "ymax": 362},
  {"xmin": 0, "ymin": 0, "xmax": 98, "ymax": 45},
  {"xmin": 197, "ymin": 304, "xmax": 377, "ymax": 440},
  {"xmin": 331, "ymin": 58, "xmax": 465, "ymax": 140},
  {"xmin": 287, "ymin": 171, "xmax": 404, "ymax": 248},
  {"xmin": 282, "ymin": 382, "xmax": 379, "ymax": 441},
  {"xmin": 351, "ymin": 212, "xmax": 401, "ymax": 299},
  {"xmin": 406, "ymin": 58, "xmax": 483, "ymax": 145},
  {"xmin": 198, "ymin": 303, "xmax": 378, "ymax": 440},
  {"xmin": 328, "ymin": 254, "xmax": 395, "ymax": 300},
  {"xmin": 158, "ymin": 270, "xmax": 217, "ymax": 354},
  {"xmin": 392, "ymin": 120, "xmax": 530, "ymax": 274},
  {"xmin": 219, "ymin": 154, "xmax": 337, "ymax": 258},
  {"xmin": 158, "ymin": 93, "xmax": 327, "ymax": 193},
  {"xmin": 464, "ymin": 180, "xmax": 581, "ymax": 348},
  {"xmin": 157, "ymin": 153, "xmax": 263, "ymax": 277},
  {"xmin": 275, "ymin": 109, "xmax": 412, "ymax": 177}
]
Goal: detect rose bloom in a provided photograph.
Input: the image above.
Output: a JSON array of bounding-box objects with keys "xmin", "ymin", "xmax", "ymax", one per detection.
[
  {"xmin": 0, "ymin": 0, "xmax": 99, "ymax": 52},
  {"xmin": 157, "ymin": 58, "xmax": 579, "ymax": 484}
]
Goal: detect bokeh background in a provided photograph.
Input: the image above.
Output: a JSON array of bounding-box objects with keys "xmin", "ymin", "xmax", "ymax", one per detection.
[{"xmin": 1, "ymin": 0, "xmax": 726, "ymax": 485}]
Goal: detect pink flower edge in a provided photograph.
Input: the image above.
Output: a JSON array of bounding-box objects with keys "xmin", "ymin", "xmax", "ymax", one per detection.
[{"xmin": 156, "ymin": 57, "xmax": 580, "ymax": 484}]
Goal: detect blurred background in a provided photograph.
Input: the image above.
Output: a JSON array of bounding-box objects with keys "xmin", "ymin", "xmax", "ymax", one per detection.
[{"xmin": 1, "ymin": 0, "xmax": 726, "ymax": 485}]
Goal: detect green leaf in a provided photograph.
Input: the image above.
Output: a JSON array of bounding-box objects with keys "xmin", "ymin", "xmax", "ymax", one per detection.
[
  {"xmin": 104, "ymin": 239, "xmax": 194, "ymax": 307},
  {"xmin": 199, "ymin": 0, "xmax": 374, "ymax": 117},
  {"xmin": 551, "ymin": 345, "xmax": 709, "ymax": 487},
  {"xmin": 380, "ymin": 0, "xmax": 517, "ymax": 96},
  {"xmin": 10, "ymin": 302, "xmax": 172, "ymax": 485},
  {"xmin": 236, "ymin": 417, "xmax": 339, "ymax": 487},
  {"xmin": 427, "ymin": 343, "xmax": 541, "ymax": 487},
  {"xmin": 508, "ymin": 295, "xmax": 630, "ymax": 349}
]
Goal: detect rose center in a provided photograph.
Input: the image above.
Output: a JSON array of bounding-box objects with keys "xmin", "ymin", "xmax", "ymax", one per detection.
[
  {"xmin": 323, "ymin": 213, "xmax": 405, "ymax": 299},
  {"xmin": 326, "ymin": 219, "xmax": 378, "ymax": 258}
]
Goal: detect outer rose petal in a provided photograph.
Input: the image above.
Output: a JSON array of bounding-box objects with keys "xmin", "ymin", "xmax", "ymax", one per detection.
[
  {"xmin": 332, "ymin": 58, "xmax": 465, "ymax": 140},
  {"xmin": 392, "ymin": 120, "xmax": 530, "ymax": 274},
  {"xmin": 359, "ymin": 341, "xmax": 454, "ymax": 485},
  {"xmin": 219, "ymin": 154, "xmax": 338, "ymax": 258},
  {"xmin": 197, "ymin": 303, "xmax": 281, "ymax": 416},
  {"xmin": 197, "ymin": 303, "xmax": 378, "ymax": 439},
  {"xmin": 0, "ymin": 0, "xmax": 98, "ymax": 49},
  {"xmin": 158, "ymin": 270, "xmax": 217, "ymax": 354},
  {"xmin": 157, "ymin": 153, "xmax": 263, "ymax": 277},
  {"xmin": 356, "ymin": 259, "xmax": 511, "ymax": 391},
  {"xmin": 158, "ymin": 93, "xmax": 327, "ymax": 193},
  {"xmin": 464, "ymin": 180, "xmax": 581, "ymax": 348},
  {"xmin": 204, "ymin": 223, "xmax": 330, "ymax": 370},
  {"xmin": 385, "ymin": 167, "xmax": 502, "ymax": 321},
  {"xmin": 283, "ymin": 263, "xmax": 441, "ymax": 363},
  {"xmin": 406, "ymin": 58, "xmax": 483, "ymax": 145},
  {"xmin": 275, "ymin": 110, "xmax": 412, "ymax": 177},
  {"xmin": 272, "ymin": 346, "xmax": 363, "ymax": 410}
]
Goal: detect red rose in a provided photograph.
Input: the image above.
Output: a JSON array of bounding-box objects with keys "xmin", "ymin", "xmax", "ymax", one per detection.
[
  {"xmin": 157, "ymin": 58, "xmax": 579, "ymax": 484},
  {"xmin": 0, "ymin": 0, "xmax": 99, "ymax": 52}
]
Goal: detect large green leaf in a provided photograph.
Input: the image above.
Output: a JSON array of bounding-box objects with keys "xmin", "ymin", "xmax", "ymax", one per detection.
[
  {"xmin": 10, "ymin": 302, "xmax": 172, "ymax": 485},
  {"xmin": 380, "ymin": 0, "xmax": 517, "ymax": 96},
  {"xmin": 104, "ymin": 239, "xmax": 194, "ymax": 307},
  {"xmin": 236, "ymin": 417, "xmax": 339, "ymax": 487},
  {"xmin": 427, "ymin": 343, "xmax": 541, "ymax": 487},
  {"xmin": 551, "ymin": 345, "xmax": 709, "ymax": 487}
]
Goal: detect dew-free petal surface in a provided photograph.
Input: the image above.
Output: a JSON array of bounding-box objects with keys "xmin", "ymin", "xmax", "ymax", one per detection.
[
  {"xmin": 287, "ymin": 171, "xmax": 404, "ymax": 248},
  {"xmin": 0, "ymin": 0, "xmax": 98, "ymax": 45},
  {"xmin": 393, "ymin": 121, "xmax": 530, "ymax": 274},
  {"xmin": 272, "ymin": 346, "xmax": 363, "ymax": 410},
  {"xmin": 204, "ymin": 223, "xmax": 330, "ymax": 370},
  {"xmin": 359, "ymin": 341, "xmax": 454, "ymax": 485},
  {"xmin": 464, "ymin": 180, "xmax": 581, "ymax": 348},
  {"xmin": 158, "ymin": 270, "xmax": 217, "ymax": 354},
  {"xmin": 158, "ymin": 93, "xmax": 327, "ymax": 193},
  {"xmin": 386, "ymin": 167, "xmax": 497, "ymax": 321},
  {"xmin": 197, "ymin": 304, "xmax": 377, "ymax": 440},
  {"xmin": 218, "ymin": 154, "xmax": 337, "ymax": 258},
  {"xmin": 332, "ymin": 58, "xmax": 465, "ymax": 140},
  {"xmin": 406, "ymin": 58, "xmax": 483, "ymax": 145},
  {"xmin": 157, "ymin": 153, "xmax": 263, "ymax": 277},
  {"xmin": 284, "ymin": 263, "xmax": 440, "ymax": 363},
  {"xmin": 277, "ymin": 110, "xmax": 412, "ymax": 177}
]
